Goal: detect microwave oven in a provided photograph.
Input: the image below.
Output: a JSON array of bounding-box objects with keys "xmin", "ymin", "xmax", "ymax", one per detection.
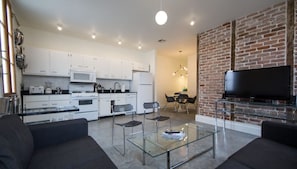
[{"xmin": 70, "ymin": 70, "xmax": 96, "ymax": 83}]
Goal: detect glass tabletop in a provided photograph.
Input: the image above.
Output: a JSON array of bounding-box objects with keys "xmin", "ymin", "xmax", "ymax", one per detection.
[{"xmin": 128, "ymin": 123, "xmax": 215, "ymax": 157}]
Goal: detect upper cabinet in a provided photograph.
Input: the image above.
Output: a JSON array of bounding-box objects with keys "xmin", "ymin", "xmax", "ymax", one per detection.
[
  {"xmin": 109, "ymin": 58, "xmax": 123, "ymax": 79},
  {"xmin": 49, "ymin": 50, "xmax": 70, "ymax": 76},
  {"xmin": 23, "ymin": 47, "xmax": 71, "ymax": 77},
  {"xmin": 23, "ymin": 47, "xmax": 50, "ymax": 75},
  {"xmin": 132, "ymin": 62, "xmax": 149, "ymax": 72},
  {"xmin": 96, "ymin": 57, "xmax": 111, "ymax": 79},
  {"xmin": 121, "ymin": 60, "xmax": 133, "ymax": 80},
  {"xmin": 23, "ymin": 46, "xmax": 149, "ymax": 80},
  {"xmin": 69, "ymin": 53, "xmax": 96, "ymax": 71}
]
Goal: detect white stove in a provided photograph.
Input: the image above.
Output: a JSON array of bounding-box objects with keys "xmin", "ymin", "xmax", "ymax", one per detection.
[
  {"xmin": 71, "ymin": 91, "xmax": 98, "ymax": 98},
  {"xmin": 69, "ymin": 84, "xmax": 98, "ymax": 121}
]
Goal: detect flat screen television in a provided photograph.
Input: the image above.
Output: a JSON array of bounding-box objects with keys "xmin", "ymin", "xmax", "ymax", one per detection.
[{"xmin": 224, "ymin": 66, "xmax": 291, "ymax": 101}]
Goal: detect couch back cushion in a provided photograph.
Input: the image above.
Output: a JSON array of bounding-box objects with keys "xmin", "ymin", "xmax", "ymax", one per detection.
[{"xmin": 0, "ymin": 115, "xmax": 34, "ymax": 169}]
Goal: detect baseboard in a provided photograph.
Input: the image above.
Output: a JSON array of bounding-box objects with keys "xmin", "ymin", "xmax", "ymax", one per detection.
[{"xmin": 195, "ymin": 114, "xmax": 261, "ymax": 136}]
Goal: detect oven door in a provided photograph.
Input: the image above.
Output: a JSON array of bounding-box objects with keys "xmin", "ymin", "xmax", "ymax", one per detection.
[{"xmin": 71, "ymin": 98, "xmax": 98, "ymax": 112}]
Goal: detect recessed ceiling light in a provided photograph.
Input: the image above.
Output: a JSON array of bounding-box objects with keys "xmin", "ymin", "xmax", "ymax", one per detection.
[
  {"xmin": 57, "ymin": 25, "xmax": 63, "ymax": 31},
  {"xmin": 190, "ymin": 21, "xmax": 195, "ymax": 26},
  {"xmin": 92, "ymin": 34, "xmax": 96, "ymax": 39},
  {"xmin": 138, "ymin": 45, "xmax": 142, "ymax": 50},
  {"xmin": 118, "ymin": 40, "xmax": 122, "ymax": 45}
]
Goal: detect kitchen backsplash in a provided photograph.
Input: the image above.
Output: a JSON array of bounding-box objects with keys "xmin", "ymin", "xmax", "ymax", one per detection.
[{"xmin": 22, "ymin": 75, "xmax": 130, "ymax": 92}]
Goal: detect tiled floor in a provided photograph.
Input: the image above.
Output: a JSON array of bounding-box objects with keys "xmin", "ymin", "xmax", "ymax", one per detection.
[{"xmin": 88, "ymin": 108, "xmax": 257, "ymax": 169}]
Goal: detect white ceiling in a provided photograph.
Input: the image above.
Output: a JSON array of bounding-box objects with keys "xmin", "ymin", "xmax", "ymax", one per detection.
[{"xmin": 11, "ymin": 0, "xmax": 285, "ymax": 58}]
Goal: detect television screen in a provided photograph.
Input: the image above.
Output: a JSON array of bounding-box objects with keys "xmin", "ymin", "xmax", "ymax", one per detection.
[{"xmin": 224, "ymin": 66, "xmax": 291, "ymax": 101}]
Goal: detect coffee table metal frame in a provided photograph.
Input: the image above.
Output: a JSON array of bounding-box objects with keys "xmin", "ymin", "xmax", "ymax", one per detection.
[{"xmin": 128, "ymin": 123, "xmax": 216, "ymax": 169}]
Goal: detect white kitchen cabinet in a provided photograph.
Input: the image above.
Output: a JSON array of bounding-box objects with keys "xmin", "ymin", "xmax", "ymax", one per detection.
[
  {"xmin": 23, "ymin": 46, "xmax": 138, "ymax": 79},
  {"xmin": 49, "ymin": 95, "xmax": 71, "ymax": 107},
  {"xmin": 23, "ymin": 95, "xmax": 49, "ymax": 109},
  {"xmin": 98, "ymin": 94, "xmax": 111, "ymax": 117},
  {"xmin": 132, "ymin": 61, "xmax": 149, "ymax": 72},
  {"xmin": 23, "ymin": 47, "xmax": 50, "ymax": 75},
  {"xmin": 96, "ymin": 57, "xmax": 111, "ymax": 79},
  {"xmin": 70, "ymin": 53, "xmax": 96, "ymax": 71},
  {"xmin": 23, "ymin": 94, "xmax": 73, "ymax": 124},
  {"xmin": 98, "ymin": 93, "xmax": 137, "ymax": 117},
  {"xmin": 23, "ymin": 112, "xmax": 74, "ymax": 124},
  {"xmin": 23, "ymin": 95, "xmax": 71, "ymax": 109},
  {"xmin": 125, "ymin": 93, "xmax": 137, "ymax": 113},
  {"xmin": 84, "ymin": 55, "xmax": 97, "ymax": 71},
  {"xmin": 109, "ymin": 58, "xmax": 122, "ymax": 79},
  {"xmin": 111, "ymin": 93, "xmax": 126, "ymax": 105},
  {"xmin": 23, "ymin": 47, "xmax": 71, "ymax": 77},
  {"xmin": 49, "ymin": 50, "xmax": 70, "ymax": 76},
  {"xmin": 121, "ymin": 60, "xmax": 133, "ymax": 80}
]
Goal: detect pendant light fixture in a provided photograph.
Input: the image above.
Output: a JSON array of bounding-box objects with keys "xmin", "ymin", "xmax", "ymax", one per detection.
[{"xmin": 155, "ymin": 0, "xmax": 167, "ymax": 25}]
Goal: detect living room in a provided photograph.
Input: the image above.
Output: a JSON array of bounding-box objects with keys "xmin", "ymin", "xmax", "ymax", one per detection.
[{"xmin": 1, "ymin": 0, "xmax": 297, "ymax": 169}]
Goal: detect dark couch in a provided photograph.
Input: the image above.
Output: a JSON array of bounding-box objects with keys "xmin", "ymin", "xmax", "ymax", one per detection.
[
  {"xmin": 0, "ymin": 115, "xmax": 117, "ymax": 169},
  {"xmin": 216, "ymin": 121, "xmax": 297, "ymax": 169}
]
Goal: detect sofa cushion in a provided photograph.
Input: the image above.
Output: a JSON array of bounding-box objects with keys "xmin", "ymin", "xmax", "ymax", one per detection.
[
  {"xmin": 0, "ymin": 115, "xmax": 34, "ymax": 169},
  {"xmin": 0, "ymin": 136, "xmax": 19, "ymax": 169},
  {"xmin": 216, "ymin": 159, "xmax": 251, "ymax": 169},
  {"xmin": 229, "ymin": 138, "xmax": 297, "ymax": 169},
  {"xmin": 28, "ymin": 136, "xmax": 117, "ymax": 169}
]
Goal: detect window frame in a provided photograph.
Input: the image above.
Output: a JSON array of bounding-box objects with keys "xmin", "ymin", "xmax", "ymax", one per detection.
[{"xmin": 0, "ymin": 0, "xmax": 16, "ymax": 96}]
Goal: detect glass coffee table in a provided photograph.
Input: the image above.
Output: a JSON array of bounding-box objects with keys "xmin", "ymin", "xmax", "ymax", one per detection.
[{"xmin": 128, "ymin": 123, "xmax": 216, "ymax": 169}]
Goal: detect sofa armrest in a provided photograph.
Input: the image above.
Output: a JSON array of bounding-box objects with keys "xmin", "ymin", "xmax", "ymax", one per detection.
[
  {"xmin": 28, "ymin": 118, "xmax": 88, "ymax": 150},
  {"xmin": 261, "ymin": 121, "xmax": 297, "ymax": 148}
]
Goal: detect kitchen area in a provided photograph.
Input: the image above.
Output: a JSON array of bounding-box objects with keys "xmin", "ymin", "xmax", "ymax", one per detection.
[{"xmin": 19, "ymin": 45, "xmax": 154, "ymax": 124}]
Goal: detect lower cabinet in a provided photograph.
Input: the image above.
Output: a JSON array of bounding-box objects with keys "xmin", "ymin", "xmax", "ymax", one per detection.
[
  {"xmin": 98, "ymin": 94, "xmax": 112, "ymax": 117},
  {"xmin": 125, "ymin": 93, "xmax": 137, "ymax": 114},
  {"xmin": 23, "ymin": 95, "xmax": 71, "ymax": 109},
  {"xmin": 22, "ymin": 95, "xmax": 73, "ymax": 124},
  {"xmin": 23, "ymin": 112, "xmax": 74, "ymax": 124},
  {"xmin": 98, "ymin": 93, "xmax": 137, "ymax": 117}
]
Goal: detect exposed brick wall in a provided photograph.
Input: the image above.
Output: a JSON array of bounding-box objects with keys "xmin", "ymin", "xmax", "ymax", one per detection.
[
  {"xmin": 293, "ymin": 1, "xmax": 297, "ymax": 95},
  {"xmin": 198, "ymin": 1, "xmax": 292, "ymax": 125},
  {"xmin": 198, "ymin": 23, "xmax": 231, "ymax": 117},
  {"xmin": 233, "ymin": 2, "xmax": 287, "ymax": 124},
  {"xmin": 235, "ymin": 2, "xmax": 286, "ymax": 70}
]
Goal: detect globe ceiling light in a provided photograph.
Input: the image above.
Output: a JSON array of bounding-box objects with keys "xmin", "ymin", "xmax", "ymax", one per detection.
[
  {"xmin": 155, "ymin": 10, "xmax": 167, "ymax": 25},
  {"xmin": 155, "ymin": 0, "xmax": 167, "ymax": 25}
]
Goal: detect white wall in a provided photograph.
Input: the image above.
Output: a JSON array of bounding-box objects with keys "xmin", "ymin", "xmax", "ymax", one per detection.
[
  {"xmin": 21, "ymin": 26, "xmax": 151, "ymax": 64},
  {"xmin": 155, "ymin": 55, "xmax": 187, "ymax": 107},
  {"xmin": 187, "ymin": 54, "xmax": 197, "ymax": 97}
]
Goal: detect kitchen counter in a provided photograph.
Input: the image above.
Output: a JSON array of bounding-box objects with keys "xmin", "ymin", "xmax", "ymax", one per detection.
[
  {"xmin": 19, "ymin": 106, "xmax": 79, "ymax": 116},
  {"xmin": 97, "ymin": 90, "xmax": 136, "ymax": 93},
  {"xmin": 21, "ymin": 90, "xmax": 70, "ymax": 95}
]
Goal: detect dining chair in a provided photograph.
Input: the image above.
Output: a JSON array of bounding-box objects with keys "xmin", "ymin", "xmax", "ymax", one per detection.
[
  {"xmin": 164, "ymin": 94, "xmax": 176, "ymax": 111},
  {"xmin": 186, "ymin": 96, "xmax": 197, "ymax": 114},
  {"xmin": 176, "ymin": 94, "xmax": 189, "ymax": 112},
  {"xmin": 143, "ymin": 102, "xmax": 171, "ymax": 132},
  {"xmin": 111, "ymin": 104, "xmax": 144, "ymax": 156}
]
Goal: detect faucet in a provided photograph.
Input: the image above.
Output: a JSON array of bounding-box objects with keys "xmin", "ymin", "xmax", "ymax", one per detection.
[{"xmin": 113, "ymin": 82, "xmax": 121, "ymax": 93}]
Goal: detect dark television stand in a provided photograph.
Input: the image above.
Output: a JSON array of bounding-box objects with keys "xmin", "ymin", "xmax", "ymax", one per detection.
[{"xmin": 214, "ymin": 98, "xmax": 297, "ymax": 131}]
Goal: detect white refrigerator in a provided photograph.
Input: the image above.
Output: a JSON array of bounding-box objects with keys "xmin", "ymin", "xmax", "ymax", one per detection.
[{"xmin": 130, "ymin": 72, "xmax": 153, "ymax": 114}]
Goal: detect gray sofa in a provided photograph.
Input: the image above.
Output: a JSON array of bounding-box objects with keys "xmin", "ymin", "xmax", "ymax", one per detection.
[
  {"xmin": 0, "ymin": 115, "xmax": 117, "ymax": 169},
  {"xmin": 216, "ymin": 121, "xmax": 297, "ymax": 169}
]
